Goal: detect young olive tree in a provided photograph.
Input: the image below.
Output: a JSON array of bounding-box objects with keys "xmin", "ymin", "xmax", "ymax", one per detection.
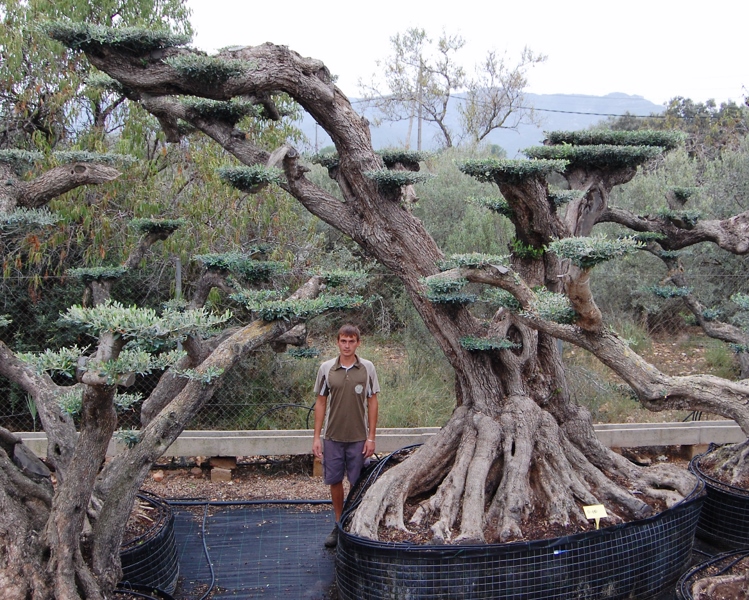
[{"xmin": 0, "ymin": 145, "xmax": 364, "ymax": 597}]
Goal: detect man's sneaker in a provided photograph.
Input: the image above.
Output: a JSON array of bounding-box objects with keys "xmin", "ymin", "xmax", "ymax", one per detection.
[{"xmin": 324, "ymin": 526, "xmax": 338, "ymax": 548}]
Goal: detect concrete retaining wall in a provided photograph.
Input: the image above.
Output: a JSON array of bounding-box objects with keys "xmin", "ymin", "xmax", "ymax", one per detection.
[{"xmin": 18, "ymin": 420, "xmax": 745, "ymax": 458}]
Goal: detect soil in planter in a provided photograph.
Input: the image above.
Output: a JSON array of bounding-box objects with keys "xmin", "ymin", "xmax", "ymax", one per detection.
[
  {"xmin": 695, "ymin": 448, "xmax": 749, "ymax": 492},
  {"xmin": 124, "ymin": 496, "xmax": 161, "ymax": 544}
]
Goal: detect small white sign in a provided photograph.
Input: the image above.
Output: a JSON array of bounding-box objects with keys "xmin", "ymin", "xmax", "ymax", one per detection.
[{"xmin": 583, "ymin": 504, "xmax": 608, "ymax": 529}]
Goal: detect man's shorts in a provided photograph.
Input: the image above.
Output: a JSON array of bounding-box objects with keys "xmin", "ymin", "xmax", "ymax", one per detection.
[{"xmin": 322, "ymin": 439, "xmax": 365, "ymax": 486}]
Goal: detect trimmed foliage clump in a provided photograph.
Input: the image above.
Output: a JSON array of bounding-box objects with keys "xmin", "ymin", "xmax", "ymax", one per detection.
[
  {"xmin": 180, "ymin": 97, "xmax": 262, "ymax": 124},
  {"xmin": 731, "ymin": 293, "xmax": 749, "ymax": 311},
  {"xmin": 2, "ymin": 149, "xmax": 133, "ymax": 169},
  {"xmin": 67, "ymin": 266, "xmax": 127, "ymax": 283},
  {"xmin": 654, "ymin": 208, "xmax": 702, "ymax": 228},
  {"xmin": 84, "ymin": 73, "xmax": 124, "ymax": 93},
  {"xmin": 470, "ymin": 195, "xmax": 513, "ymax": 218},
  {"xmin": 43, "ymin": 22, "xmax": 190, "ymax": 53},
  {"xmin": 523, "ymin": 144, "xmax": 664, "ymax": 170},
  {"xmin": 510, "ymin": 238, "xmax": 544, "ymax": 260},
  {"xmin": 460, "ymin": 336, "xmax": 520, "ymax": 351},
  {"xmin": 309, "ymin": 152, "xmax": 339, "ymax": 170},
  {"xmin": 364, "ymin": 170, "xmax": 433, "ymax": 195},
  {"xmin": 318, "ymin": 270, "xmax": 368, "ymax": 288},
  {"xmin": 480, "ymin": 288, "xmax": 522, "ymax": 311},
  {"xmin": 1, "ymin": 208, "xmax": 60, "ymax": 229},
  {"xmin": 218, "ymin": 165, "xmax": 284, "ymax": 192},
  {"xmin": 194, "ymin": 253, "xmax": 286, "ymax": 282},
  {"xmin": 56, "ymin": 301, "xmax": 231, "ymax": 347},
  {"xmin": 459, "ymin": 158, "xmax": 567, "ymax": 184},
  {"xmin": 548, "ymin": 188, "xmax": 584, "ymax": 208},
  {"xmin": 524, "ymin": 289, "xmax": 577, "ymax": 324},
  {"xmin": 378, "ymin": 149, "xmax": 431, "ymax": 169},
  {"xmin": 287, "ymin": 347, "xmax": 320, "ymax": 359},
  {"xmin": 129, "ymin": 218, "xmax": 185, "ymax": 235},
  {"xmin": 543, "ymin": 130, "xmax": 685, "ymax": 150},
  {"xmin": 438, "ymin": 253, "xmax": 511, "ymax": 271},
  {"xmin": 547, "ymin": 236, "xmax": 643, "ymax": 269},
  {"xmin": 426, "ymin": 291, "xmax": 478, "ymax": 306},
  {"xmin": 701, "ymin": 308, "xmax": 722, "ymax": 321},
  {"xmin": 164, "ymin": 55, "xmax": 254, "ymax": 85},
  {"xmin": 251, "ymin": 294, "xmax": 364, "ymax": 322},
  {"xmin": 645, "ymin": 285, "xmax": 692, "ymax": 298},
  {"xmin": 53, "ymin": 151, "xmax": 134, "ymax": 166},
  {"xmin": 0, "ymin": 149, "xmax": 43, "ymax": 171},
  {"xmin": 669, "ymin": 186, "xmax": 699, "ymax": 203},
  {"xmin": 630, "ymin": 231, "xmax": 667, "ymax": 243},
  {"xmin": 423, "ymin": 277, "xmax": 469, "ymax": 295}
]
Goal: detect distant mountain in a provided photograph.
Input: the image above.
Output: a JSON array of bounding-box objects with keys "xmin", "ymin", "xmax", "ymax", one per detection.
[{"xmin": 299, "ymin": 92, "xmax": 665, "ymax": 158}]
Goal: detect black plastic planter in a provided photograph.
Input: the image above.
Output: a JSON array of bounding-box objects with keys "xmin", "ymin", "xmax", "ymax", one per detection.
[
  {"xmin": 690, "ymin": 449, "xmax": 749, "ymax": 550},
  {"xmin": 120, "ymin": 491, "xmax": 179, "ymax": 594},
  {"xmin": 676, "ymin": 549, "xmax": 749, "ymax": 600},
  {"xmin": 337, "ymin": 449, "xmax": 706, "ymax": 600}
]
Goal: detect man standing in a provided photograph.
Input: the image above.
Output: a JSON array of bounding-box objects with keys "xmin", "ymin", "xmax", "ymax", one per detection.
[{"xmin": 312, "ymin": 324, "xmax": 380, "ymax": 548}]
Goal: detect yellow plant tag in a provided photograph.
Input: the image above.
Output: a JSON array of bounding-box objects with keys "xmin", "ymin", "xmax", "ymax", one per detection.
[{"xmin": 583, "ymin": 504, "xmax": 608, "ymax": 529}]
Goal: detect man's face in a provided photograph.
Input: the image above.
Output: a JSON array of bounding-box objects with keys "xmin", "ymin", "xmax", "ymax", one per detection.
[{"xmin": 337, "ymin": 334, "xmax": 360, "ymax": 359}]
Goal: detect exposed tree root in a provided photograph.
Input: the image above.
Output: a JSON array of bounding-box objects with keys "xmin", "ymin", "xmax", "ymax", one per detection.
[
  {"xmin": 348, "ymin": 399, "xmax": 697, "ymax": 544},
  {"xmin": 692, "ymin": 570, "xmax": 749, "ymax": 599},
  {"xmin": 697, "ymin": 439, "xmax": 749, "ymax": 487}
]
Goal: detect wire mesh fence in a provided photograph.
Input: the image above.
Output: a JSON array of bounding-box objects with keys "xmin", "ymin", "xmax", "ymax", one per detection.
[{"xmin": 0, "ymin": 273, "xmax": 322, "ymax": 433}]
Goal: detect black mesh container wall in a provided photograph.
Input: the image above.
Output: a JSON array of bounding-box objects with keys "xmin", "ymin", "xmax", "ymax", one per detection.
[
  {"xmin": 690, "ymin": 452, "xmax": 749, "ymax": 550},
  {"xmin": 337, "ymin": 473, "xmax": 705, "ymax": 599},
  {"xmin": 120, "ymin": 492, "xmax": 179, "ymax": 594}
]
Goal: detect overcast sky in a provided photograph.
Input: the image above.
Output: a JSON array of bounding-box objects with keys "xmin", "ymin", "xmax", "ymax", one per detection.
[{"xmin": 186, "ymin": 0, "xmax": 745, "ymax": 110}]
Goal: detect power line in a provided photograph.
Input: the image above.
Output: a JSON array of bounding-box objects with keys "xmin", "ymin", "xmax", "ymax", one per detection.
[
  {"xmin": 523, "ymin": 106, "xmax": 666, "ymax": 119},
  {"xmin": 354, "ymin": 91, "xmax": 747, "ymax": 120}
]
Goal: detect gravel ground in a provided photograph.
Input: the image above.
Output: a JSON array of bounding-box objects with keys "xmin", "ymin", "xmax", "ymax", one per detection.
[{"xmin": 140, "ymin": 454, "xmax": 339, "ymax": 503}]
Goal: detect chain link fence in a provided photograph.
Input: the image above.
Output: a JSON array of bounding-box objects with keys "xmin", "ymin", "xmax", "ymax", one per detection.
[{"xmin": 0, "ymin": 272, "xmax": 322, "ymax": 433}]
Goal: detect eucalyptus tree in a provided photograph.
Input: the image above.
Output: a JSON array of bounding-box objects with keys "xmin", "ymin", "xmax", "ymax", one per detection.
[{"xmin": 0, "ymin": 0, "xmax": 193, "ymax": 148}]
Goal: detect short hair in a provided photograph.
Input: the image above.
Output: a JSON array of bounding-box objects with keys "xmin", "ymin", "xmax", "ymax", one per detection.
[{"xmin": 337, "ymin": 324, "xmax": 361, "ymax": 341}]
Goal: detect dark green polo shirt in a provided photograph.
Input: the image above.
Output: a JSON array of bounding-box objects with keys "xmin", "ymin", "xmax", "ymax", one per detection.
[{"xmin": 314, "ymin": 355, "xmax": 380, "ymax": 442}]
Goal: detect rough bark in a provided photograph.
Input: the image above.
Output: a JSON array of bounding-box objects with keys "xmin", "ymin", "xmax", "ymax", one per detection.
[
  {"xmin": 0, "ymin": 428, "xmax": 53, "ymax": 597},
  {"xmin": 602, "ymin": 205, "xmax": 749, "ymax": 254},
  {"xmin": 0, "ymin": 161, "xmax": 120, "ymax": 213}
]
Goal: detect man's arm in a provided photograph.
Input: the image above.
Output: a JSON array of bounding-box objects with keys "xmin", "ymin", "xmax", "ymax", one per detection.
[
  {"xmin": 312, "ymin": 394, "xmax": 327, "ymax": 458},
  {"xmin": 363, "ymin": 393, "xmax": 378, "ymax": 458}
]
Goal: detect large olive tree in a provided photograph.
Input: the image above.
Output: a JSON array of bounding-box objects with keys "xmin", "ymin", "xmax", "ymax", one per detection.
[
  {"xmin": 8, "ymin": 20, "xmax": 749, "ymax": 597},
  {"xmin": 49, "ymin": 22, "xmax": 749, "ymax": 543}
]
